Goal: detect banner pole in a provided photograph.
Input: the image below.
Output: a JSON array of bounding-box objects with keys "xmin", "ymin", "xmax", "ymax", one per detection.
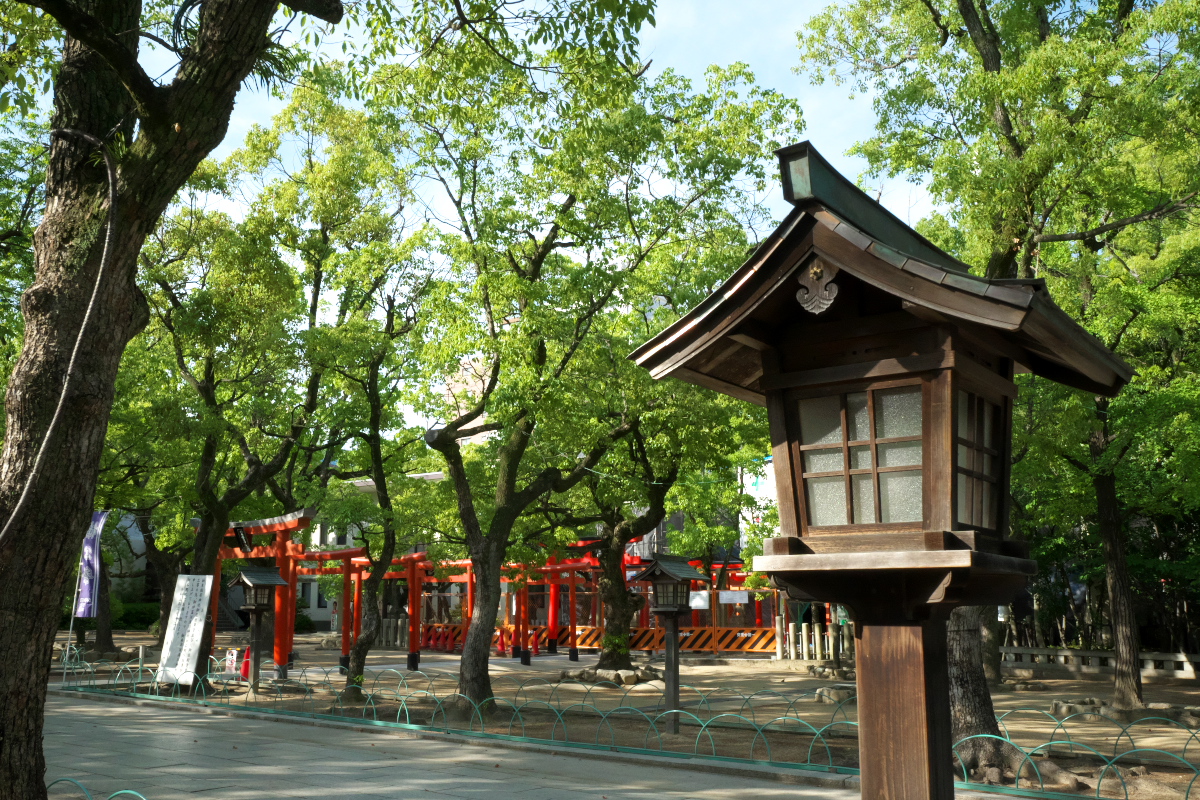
[{"xmin": 62, "ymin": 562, "xmax": 83, "ymax": 685}]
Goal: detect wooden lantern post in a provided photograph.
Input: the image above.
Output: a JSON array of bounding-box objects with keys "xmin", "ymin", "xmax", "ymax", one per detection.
[
  {"xmin": 629, "ymin": 555, "xmax": 711, "ymax": 735},
  {"xmin": 231, "ymin": 567, "xmax": 288, "ymax": 686},
  {"xmin": 631, "ymin": 142, "xmax": 1132, "ymax": 800}
]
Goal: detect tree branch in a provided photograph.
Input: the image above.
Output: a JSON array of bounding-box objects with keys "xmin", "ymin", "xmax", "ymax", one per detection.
[
  {"xmin": 1033, "ymin": 193, "xmax": 1198, "ymax": 244},
  {"xmin": 21, "ymin": 0, "xmax": 167, "ymax": 121},
  {"xmin": 278, "ymin": 0, "xmax": 344, "ymax": 24}
]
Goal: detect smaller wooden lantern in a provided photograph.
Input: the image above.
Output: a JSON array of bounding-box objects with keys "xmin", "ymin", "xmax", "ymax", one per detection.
[
  {"xmin": 630, "ymin": 556, "xmax": 709, "ymax": 732},
  {"xmin": 631, "ymin": 142, "xmax": 1132, "ymax": 800},
  {"xmin": 630, "ymin": 555, "xmax": 708, "ymax": 617},
  {"xmin": 231, "ymin": 567, "xmax": 288, "ymax": 684}
]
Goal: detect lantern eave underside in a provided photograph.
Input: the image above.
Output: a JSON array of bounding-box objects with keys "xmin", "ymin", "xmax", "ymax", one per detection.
[{"xmin": 629, "ymin": 152, "xmax": 1132, "ymax": 399}]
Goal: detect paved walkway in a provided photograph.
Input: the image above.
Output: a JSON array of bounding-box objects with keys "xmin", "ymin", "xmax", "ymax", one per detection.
[{"xmin": 44, "ymin": 694, "xmax": 857, "ymax": 800}]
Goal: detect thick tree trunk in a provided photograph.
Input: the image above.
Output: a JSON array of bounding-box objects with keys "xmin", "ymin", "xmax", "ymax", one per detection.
[
  {"xmin": 595, "ymin": 538, "xmax": 642, "ymax": 671},
  {"xmin": 459, "ymin": 542, "xmax": 505, "ymax": 706},
  {"xmin": 458, "ymin": 546, "xmax": 502, "ymax": 706},
  {"xmin": 190, "ymin": 510, "xmax": 232, "ymax": 661},
  {"xmin": 1093, "ymin": 471, "xmax": 1142, "ymax": 709},
  {"xmin": 343, "ymin": 580, "xmax": 381, "ymax": 700},
  {"xmin": 150, "ymin": 562, "xmax": 180, "ymax": 648},
  {"xmin": 0, "ymin": 0, "xmax": 305, "ymax": 792},
  {"xmin": 980, "ymin": 604, "xmax": 1003, "ymax": 686},
  {"xmin": 0, "ymin": 8, "xmax": 145, "ymax": 795},
  {"xmin": 948, "ymin": 606, "xmax": 1007, "ymax": 778},
  {"xmin": 93, "ymin": 557, "xmax": 117, "ymax": 654}
]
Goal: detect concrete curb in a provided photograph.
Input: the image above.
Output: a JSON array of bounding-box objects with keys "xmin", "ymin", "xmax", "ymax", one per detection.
[{"xmin": 48, "ymin": 687, "xmax": 858, "ymax": 791}]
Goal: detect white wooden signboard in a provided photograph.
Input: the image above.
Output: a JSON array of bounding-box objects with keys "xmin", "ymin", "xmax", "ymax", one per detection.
[{"xmin": 156, "ymin": 575, "xmax": 213, "ymax": 686}]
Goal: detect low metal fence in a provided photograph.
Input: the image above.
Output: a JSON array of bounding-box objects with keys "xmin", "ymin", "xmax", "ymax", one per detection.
[{"xmin": 57, "ymin": 658, "xmax": 1200, "ymax": 800}]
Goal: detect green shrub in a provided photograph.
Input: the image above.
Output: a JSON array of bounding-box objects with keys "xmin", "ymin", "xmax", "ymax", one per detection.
[
  {"xmin": 114, "ymin": 602, "xmax": 160, "ymax": 630},
  {"xmin": 294, "ymin": 612, "xmax": 317, "ymax": 634}
]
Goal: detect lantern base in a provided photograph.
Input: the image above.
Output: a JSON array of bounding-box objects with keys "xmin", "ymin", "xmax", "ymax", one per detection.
[
  {"xmin": 754, "ymin": 546, "xmax": 1035, "ymax": 800},
  {"xmin": 855, "ymin": 615, "xmax": 954, "ymax": 800}
]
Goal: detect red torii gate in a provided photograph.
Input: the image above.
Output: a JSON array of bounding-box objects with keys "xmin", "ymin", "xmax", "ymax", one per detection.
[
  {"xmin": 210, "ymin": 513, "xmax": 774, "ymax": 673},
  {"xmin": 210, "ymin": 507, "xmax": 433, "ymax": 675},
  {"xmin": 345, "ymin": 553, "xmax": 431, "ymax": 670},
  {"xmin": 292, "ymin": 547, "xmax": 369, "ymax": 669},
  {"xmin": 212, "ymin": 509, "xmax": 317, "ymax": 675}
]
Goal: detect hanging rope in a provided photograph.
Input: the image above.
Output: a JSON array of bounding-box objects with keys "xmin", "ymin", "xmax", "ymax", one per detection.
[{"xmin": 0, "ymin": 129, "xmax": 118, "ymax": 548}]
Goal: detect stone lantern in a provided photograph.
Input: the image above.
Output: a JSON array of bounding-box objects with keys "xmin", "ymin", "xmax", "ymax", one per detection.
[{"xmin": 630, "ymin": 142, "xmax": 1132, "ymax": 800}]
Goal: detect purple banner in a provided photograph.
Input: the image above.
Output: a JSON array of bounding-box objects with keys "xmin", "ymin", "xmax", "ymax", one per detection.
[{"xmin": 73, "ymin": 511, "xmax": 109, "ymax": 618}]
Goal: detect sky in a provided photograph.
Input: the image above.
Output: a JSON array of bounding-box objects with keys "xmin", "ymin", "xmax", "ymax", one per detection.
[
  {"xmin": 638, "ymin": 0, "xmax": 936, "ymax": 224},
  {"xmin": 210, "ymin": 0, "xmax": 937, "ymax": 227}
]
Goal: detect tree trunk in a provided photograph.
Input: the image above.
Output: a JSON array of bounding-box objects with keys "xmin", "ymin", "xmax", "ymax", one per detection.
[
  {"xmin": 0, "ymin": 0, "xmax": 309, "ymax": 791},
  {"xmin": 1093, "ymin": 471, "xmax": 1142, "ymax": 709},
  {"xmin": 595, "ymin": 536, "xmax": 643, "ymax": 671},
  {"xmin": 190, "ymin": 510, "xmax": 232, "ymax": 661},
  {"xmin": 344, "ymin": 579, "xmax": 382, "ymax": 700},
  {"xmin": 93, "ymin": 557, "xmax": 116, "ymax": 654},
  {"xmin": 458, "ymin": 544, "xmax": 502, "ymax": 707},
  {"xmin": 0, "ymin": 7, "xmax": 145, "ymax": 794},
  {"xmin": 979, "ymin": 605, "xmax": 1003, "ymax": 686},
  {"xmin": 151, "ymin": 561, "xmax": 181, "ymax": 648},
  {"xmin": 948, "ymin": 606, "xmax": 1007, "ymax": 778}
]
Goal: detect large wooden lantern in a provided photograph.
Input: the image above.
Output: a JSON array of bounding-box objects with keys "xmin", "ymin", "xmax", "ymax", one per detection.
[{"xmin": 631, "ymin": 142, "xmax": 1132, "ymax": 800}]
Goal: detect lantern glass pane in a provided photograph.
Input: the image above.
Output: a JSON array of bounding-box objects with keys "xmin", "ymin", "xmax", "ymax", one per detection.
[
  {"xmin": 879, "ymin": 470, "xmax": 922, "ymax": 523},
  {"xmin": 806, "ymin": 476, "xmax": 847, "ymax": 526},
  {"xmin": 847, "ymin": 392, "xmax": 870, "ymax": 441},
  {"xmin": 983, "ymin": 482, "xmax": 996, "ymax": 528},
  {"xmin": 878, "ymin": 440, "xmax": 922, "ymax": 468},
  {"xmin": 875, "ymin": 386, "xmax": 922, "ymax": 438},
  {"xmin": 851, "ymin": 474, "xmax": 875, "ymax": 524},
  {"xmin": 958, "ymin": 443, "xmax": 973, "ymax": 471},
  {"xmin": 956, "ymin": 473, "xmax": 970, "ymax": 523},
  {"xmin": 850, "ymin": 445, "xmax": 872, "ymax": 470},
  {"xmin": 803, "ymin": 448, "xmax": 844, "ymax": 473},
  {"xmin": 799, "ymin": 396, "xmax": 843, "ymax": 446}
]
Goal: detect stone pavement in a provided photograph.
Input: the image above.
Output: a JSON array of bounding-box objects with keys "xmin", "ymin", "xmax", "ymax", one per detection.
[{"xmin": 43, "ymin": 694, "xmax": 858, "ymax": 800}]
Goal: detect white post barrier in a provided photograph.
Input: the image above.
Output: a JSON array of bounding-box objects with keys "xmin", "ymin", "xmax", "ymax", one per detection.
[
  {"xmin": 788, "ymin": 622, "xmax": 798, "ymax": 660},
  {"xmin": 776, "ymin": 615, "xmax": 785, "ymax": 660},
  {"xmin": 801, "ymin": 622, "xmax": 811, "ymax": 660}
]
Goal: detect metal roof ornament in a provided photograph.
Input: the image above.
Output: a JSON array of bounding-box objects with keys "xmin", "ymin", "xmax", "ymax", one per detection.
[{"xmin": 796, "ymin": 258, "xmax": 838, "ymax": 314}]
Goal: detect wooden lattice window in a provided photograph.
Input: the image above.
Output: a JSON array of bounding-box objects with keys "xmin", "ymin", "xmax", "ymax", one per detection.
[
  {"xmin": 955, "ymin": 390, "xmax": 1001, "ymax": 529},
  {"xmin": 797, "ymin": 384, "xmax": 923, "ymax": 527}
]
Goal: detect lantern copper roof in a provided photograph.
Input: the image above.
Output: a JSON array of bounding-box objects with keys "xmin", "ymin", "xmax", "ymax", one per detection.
[
  {"xmin": 629, "ymin": 142, "xmax": 1133, "ymax": 399},
  {"xmin": 627, "ymin": 554, "xmax": 711, "ymax": 584},
  {"xmin": 230, "ymin": 566, "xmax": 288, "ymax": 588}
]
